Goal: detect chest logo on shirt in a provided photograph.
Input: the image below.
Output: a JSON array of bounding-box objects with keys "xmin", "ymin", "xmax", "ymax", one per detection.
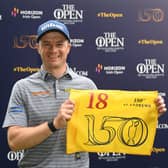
[{"xmin": 31, "ymin": 90, "xmax": 50, "ymax": 96}]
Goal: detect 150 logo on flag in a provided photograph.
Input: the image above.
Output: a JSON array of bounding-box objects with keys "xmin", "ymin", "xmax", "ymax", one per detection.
[{"xmin": 67, "ymin": 89, "xmax": 158, "ymax": 155}]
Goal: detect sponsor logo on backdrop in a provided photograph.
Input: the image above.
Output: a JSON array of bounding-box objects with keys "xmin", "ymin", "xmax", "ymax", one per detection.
[
  {"xmin": 53, "ymin": 4, "xmax": 83, "ymax": 24},
  {"xmin": 97, "ymin": 12, "xmax": 124, "ymax": 19},
  {"xmin": 136, "ymin": 59, "xmax": 165, "ymax": 79},
  {"xmin": 7, "ymin": 150, "xmax": 24, "ymax": 161},
  {"xmin": 97, "ymin": 148, "xmax": 166, "ymax": 161},
  {"xmin": 13, "ymin": 35, "xmax": 37, "ymax": 49},
  {"xmin": 157, "ymin": 123, "xmax": 168, "ymax": 130},
  {"xmin": 13, "ymin": 66, "xmax": 40, "ymax": 73},
  {"xmin": 70, "ymin": 38, "xmax": 85, "ymax": 48},
  {"xmin": 11, "ymin": 7, "xmax": 43, "ymax": 19},
  {"xmin": 96, "ymin": 64, "xmax": 126, "ymax": 75},
  {"xmin": 96, "ymin": 64, "xmax": 103, "ymax": 73},
  {"xmin": 138, "ymin": 39, "xmax": 163, "ymax": 46},
  {"xmin": 11, "ymin": 7, "xmax": 19, "ymax": 17},
  {"xmin": 72, "ymin": 67, "xmax": 88, "ymax": 76},
  {"xmin": 138, "ymin": 8, "xmax": 164, "ymax": 22},
  {"xmin": 97, "ymin": 152, "xmax": 126, "ymax": 162},
  {"xmin": 152, "ymin": 147, "xmax": 166, "ymax": 154},
  {"xmin": 95, "ymin": 32, "xmax": 125, "ymax": 53}
]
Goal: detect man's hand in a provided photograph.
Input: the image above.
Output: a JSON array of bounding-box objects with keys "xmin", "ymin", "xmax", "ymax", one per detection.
[
  {"xmin": 155, "ymin": 96, "xmax": 167, "ymax": 117},
  {"xmin": 53, "ymin": 100, "xmax": 75, "ymax": 129}
]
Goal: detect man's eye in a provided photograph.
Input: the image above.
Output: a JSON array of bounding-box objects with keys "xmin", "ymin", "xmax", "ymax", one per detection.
[
  {"xmin": 43, "ymin": 43, "xmax": 50, "ymax": 47},
  {"xmin": 56, "ymin": 43, "xmax": 64, "ymax": 47}
]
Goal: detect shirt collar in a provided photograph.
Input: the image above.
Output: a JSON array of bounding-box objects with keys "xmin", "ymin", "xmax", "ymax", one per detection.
[{"xmin": 40, "ymin": 64, "xmax": 77, "ymax": 81}]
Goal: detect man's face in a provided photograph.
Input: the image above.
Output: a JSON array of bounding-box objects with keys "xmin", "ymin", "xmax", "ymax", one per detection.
[{"xmin": 37, "ymin": 31, "xmax": 71, "ymax": 72}]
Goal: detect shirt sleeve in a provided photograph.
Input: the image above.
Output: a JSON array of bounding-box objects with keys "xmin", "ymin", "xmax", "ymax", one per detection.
[
  {"xmin": 2, "ymin": 80, "xmax": 28, "ymax": 128},
  {"xmin": 87, "ymin": 78, "xmax": 98, "ymax": 90}
]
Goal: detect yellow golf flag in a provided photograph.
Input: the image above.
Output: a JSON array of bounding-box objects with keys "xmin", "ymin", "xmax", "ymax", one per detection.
[{"xmin": 67, "ymin": 89, "xmax": 158, "ymax": 155}]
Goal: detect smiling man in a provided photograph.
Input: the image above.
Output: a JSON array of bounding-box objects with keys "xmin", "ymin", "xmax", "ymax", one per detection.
[{"xmin": 2, "ymin": 20, "xmax": 166, "ymax": 168}]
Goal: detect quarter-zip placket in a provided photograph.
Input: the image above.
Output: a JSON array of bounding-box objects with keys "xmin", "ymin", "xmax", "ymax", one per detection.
[{"xmin": 54, "ymin": 79, "xmax": 60, "ymax": 98}]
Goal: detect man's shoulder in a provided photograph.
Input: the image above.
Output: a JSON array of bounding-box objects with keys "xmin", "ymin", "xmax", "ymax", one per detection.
[
  {"xmin": 70, "ymin": 71, "xmax": 97, "ymax": 89},
  {"xmin": 14, "ymin": 71, "xmax": 41, "ymax": 87}
]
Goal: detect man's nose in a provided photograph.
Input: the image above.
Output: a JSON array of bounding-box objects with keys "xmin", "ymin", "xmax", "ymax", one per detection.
[{"xmin": 50, "ymin": 45, "xmax": 58, "ymax": 52}]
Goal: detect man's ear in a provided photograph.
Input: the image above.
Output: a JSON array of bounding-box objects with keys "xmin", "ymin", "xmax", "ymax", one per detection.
[{"xmin": 67, "ymin": 43, "xmax": 72, "ymax": 55}]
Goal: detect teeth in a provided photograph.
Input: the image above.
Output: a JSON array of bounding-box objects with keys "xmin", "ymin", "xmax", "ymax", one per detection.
[
  {"xmin": 49, "ymin": 55, "xmax": 59, "ymax": 58},
  {"xmin": 49, "ymin": 56, "xmax": 58, "ymax": 58}
]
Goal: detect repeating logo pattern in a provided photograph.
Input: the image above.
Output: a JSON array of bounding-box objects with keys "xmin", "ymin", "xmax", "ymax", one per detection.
[{"xmin": 1, "ymin": 1, "xmax": 168, "ymax": 167}]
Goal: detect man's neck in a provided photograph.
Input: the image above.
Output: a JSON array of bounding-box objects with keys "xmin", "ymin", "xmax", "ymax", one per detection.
[{"xmin": 44, "ymin": 64, "xmax": 67, "ymax": 79}]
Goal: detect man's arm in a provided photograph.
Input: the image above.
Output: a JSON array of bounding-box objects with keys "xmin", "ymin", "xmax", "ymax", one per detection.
[
  {"xmin": 7, "ymin": 99, "xmax": 75, "ymax": 151},
  {"xmin": 8, "ymin": 122, "xmax": 52, "ymax": 151}
]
